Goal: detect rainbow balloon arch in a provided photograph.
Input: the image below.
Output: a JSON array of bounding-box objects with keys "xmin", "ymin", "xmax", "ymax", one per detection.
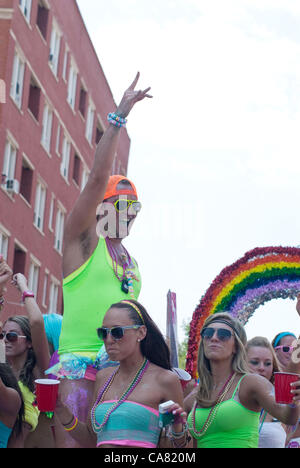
[{"xmin": 186, "ymin": 246, "xmax": 300, "ymax": 379}]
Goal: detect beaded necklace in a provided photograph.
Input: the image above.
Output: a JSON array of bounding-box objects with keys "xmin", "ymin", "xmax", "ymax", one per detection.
[
  {"xmin": 91, "ymin": 358, "xmax": 149, "ymax": 433},
  {"xmin": 105, "ymin": 238, "xmax": 138, "ymax": 298},
  {"xmin": 191, "ymin": 372, "xmax": 237, "ymax": 437}
]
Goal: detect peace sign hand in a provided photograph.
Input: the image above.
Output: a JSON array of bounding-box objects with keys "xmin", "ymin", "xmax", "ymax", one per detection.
[{"xmin": 116, "ymin": 72, "xmax": 152, "ymax": 119}]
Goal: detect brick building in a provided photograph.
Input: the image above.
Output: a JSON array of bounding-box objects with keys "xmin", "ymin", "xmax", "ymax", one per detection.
[{"xmin": 0, "ymin": 0, "xmax": 130, "ymax": 322}]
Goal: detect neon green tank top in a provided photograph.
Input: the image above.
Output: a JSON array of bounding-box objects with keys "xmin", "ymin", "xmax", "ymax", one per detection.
[
  {"xmin": 187, "ymin": 376, "xmax": 260, "ymax": 448},
  {"xmin": 58, "ymin": 236, "xmax": 141, "ymax": 356}
]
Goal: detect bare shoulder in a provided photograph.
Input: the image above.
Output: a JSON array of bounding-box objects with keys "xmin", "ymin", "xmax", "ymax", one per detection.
[
  {"xmin": 149, "ymin": 364, "xmax": 179, "ymax": 386},
  {"xmin": 240, "ymin": 373, "xmax": 269, "ymax": 388},
  {"xmin": 184, "ymin": 386, "xmax": 198, "ymax": 413},
  {"xmin": 239, "ymin": 373, "xmax": 272, "ymax": 402},
  {"xmin": 95, "ymin": 366, "xmax": 117, "ymax": 385}
]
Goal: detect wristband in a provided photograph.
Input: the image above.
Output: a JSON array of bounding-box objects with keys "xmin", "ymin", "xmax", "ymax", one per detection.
[
  {"xmin": 22, "ymin": 291, "xmax": 35, "ymax": 302},
  {"xmin": 64, "ymin": 416, "xmax": 78, "ymax": 432},
  {"xmin": 107, "ymin": 112, "xmax": 127, "ymax": 128},
  {"xmin": 170, "ymin": 422, "xmax": 188, "ymax": 438}
]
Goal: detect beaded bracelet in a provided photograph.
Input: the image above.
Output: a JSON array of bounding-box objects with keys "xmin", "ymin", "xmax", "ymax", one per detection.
[
  {"xmin": 170, "ymin": 422, "xmax": 189, "ymax": 439},
  {"xmin": 64, "ymin": 416, "xmax": 78, "ymax": 432},
  {"xmin": 0, "ymin": 296, "xmax": 4, "ymax": 311},
  {"xmin": 171, "ymin": 434, "xmax": 191, "ymax": 448},
  {"xmin": 107, "ymin": 112, "xmax": 127, "ymax": 128}
]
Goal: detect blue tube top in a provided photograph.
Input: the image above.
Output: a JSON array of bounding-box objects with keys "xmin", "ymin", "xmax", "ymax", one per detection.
[
  {"xmin": 93, "ymin": 400, "xmax": 161, "ymax": 448},
  {"xmin": 0, "ymin": 420, "xmax": 12, "ymax": 448}
]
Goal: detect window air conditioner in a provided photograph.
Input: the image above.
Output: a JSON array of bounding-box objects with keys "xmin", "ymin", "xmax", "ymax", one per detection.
[{"xmin": 6, "ymin": 179, "xmax": 19, "ymax": 194}]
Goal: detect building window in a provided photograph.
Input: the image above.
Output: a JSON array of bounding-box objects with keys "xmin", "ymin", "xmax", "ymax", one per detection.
[
  {"xmin": 13, "ymin": 245, "xmax": 26, "ymax": 275},
  {"xmin": 49, "ymin": 25, "xmax": 61, "ymax": 76},
  {"xmin": 0, "ymin": 231, "xmax": 9, "ymax": 260},
  {"xmin": 67, "ymin": 63, "xmax": 77, "ymax": 109},
  {"xmin": 62, "ymin": 47, "xmax": 68, "ymax": 81},
  {"xmin": 19, "ymin": 0, "xmax": 32, "ymax": 23},
  {"xmin": 85, "ymin": 103, "xmax": 95, "ymax": 144},
  {"xmin": 81, "ymin": 167, "xmax": 89, "ymax": 192},
  {"xmin": 34, "ymin": 181, "xmax": 47, "ymax": 231},
  {"xmin": 41, "ymin": 103, "xmax": 53, "ymax": 153},
  {"xmin": 36, "ymin": 0, "xmax": 49, "ymax": 40},
  {"xmin": 28, "ymin": 261, "xmax": 39, "ymax": 298},
  {"xmin": 48, "ymin": 195, "xmax": 55, "ymax": 231},
  {"xmin": 10, "ymin": 52, "xmax": 25, "ymax": 109},
  {"xmin": 2, "ymin": 140, "xmax": 17, "ymax": 192},
  {"xmin": 20, "ymin": 158, "xmax": 33, "ymax": 203},
  {"xmin": 28, "ymin": 77, "xmax": 41, "ymax": 121},
  {"xmin": 95, "ymin": 120, "xmax": 104, "ymax": 145},
  {"xmin": 79, "ymin": 85, "xmax": 87, "ymax": 117},
  {"xmin": 54, "ymin": 207, "xmax": 64, "ymax": 253},
  {"xmin": 72, "ymin": 154, "xmax": 81, "ymax": 186},
  {"xmin": 48, "ymin": 279, "xmax": 59, "ymax": 313},
  {"xmin": 42, "ymin": 271, "xmax": 48, "ymax": 307},
  {"xmin": 60, "ymin": 136, "xmax": 70, "ymax": 180},
  {"xmin": 55, "ymin": 123, "xmax": 61, "ymax": 155}
]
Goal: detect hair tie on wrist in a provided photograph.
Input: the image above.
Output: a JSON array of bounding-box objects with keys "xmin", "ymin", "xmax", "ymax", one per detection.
[{"xmin": 107, "ymin": 112, "xmax": 127, "ymax": 128}]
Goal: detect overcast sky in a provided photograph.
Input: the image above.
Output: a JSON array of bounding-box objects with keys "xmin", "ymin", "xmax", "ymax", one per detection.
[{"xmin": 77, "ymin": 0, "xmax": 300, "ymax": 343}]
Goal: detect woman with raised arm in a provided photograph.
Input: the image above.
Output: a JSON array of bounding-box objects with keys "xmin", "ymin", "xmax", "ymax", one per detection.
[
  {"xmin": 55, "ymin": 300, "xmax": 191, "ymax": 449},
  {"xmin": 185, "ymin": 313, "xmax": 300, "ymax": 448},
  {"xmin": 0, "ymin": 257, "xmax": 24, "ymax": 448},
  {"xmin": 2, "ymin": 273, "xmax": 51, "ymax": 447},
  {"xmin": 53, "ymin": 74, "xmax": 152, "ymax": 447}
]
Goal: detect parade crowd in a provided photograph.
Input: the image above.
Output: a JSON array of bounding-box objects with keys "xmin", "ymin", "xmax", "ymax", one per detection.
[{"xmin": 0, "ymin": 74, "xmax": 299, "ymax": 449}]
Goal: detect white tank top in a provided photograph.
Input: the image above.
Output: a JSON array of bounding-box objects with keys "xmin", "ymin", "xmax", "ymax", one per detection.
[{"xmin": 259, "ymin": 422, "xmax": 286, "ymax": 448}]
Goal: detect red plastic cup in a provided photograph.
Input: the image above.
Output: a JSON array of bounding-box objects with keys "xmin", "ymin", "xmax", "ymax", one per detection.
[
  {"xmin": 35, "ymin": 379, "xmax": 60, "ymax": 412},
  {"xmin": 274, "ymin": 372, "xmax": 299, "ymax": 404}
]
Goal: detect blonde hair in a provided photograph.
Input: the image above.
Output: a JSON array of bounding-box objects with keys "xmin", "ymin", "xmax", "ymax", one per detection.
[
  {"xmin": 197, "ymin": 312, "xmax": 249, "ymax": 408},
  {"xmin": 246, "ymin": 336, "xmax": 281, "ymax": 383}
]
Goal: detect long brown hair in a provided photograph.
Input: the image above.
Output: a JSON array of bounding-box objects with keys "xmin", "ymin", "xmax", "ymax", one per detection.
[
  {"xmin": 197, "ymin": 312, "xmax": 249, "ymax": 408},
  {"xmin": 5, "ymin": 316, "xmax": 36, "ymax": 392}
]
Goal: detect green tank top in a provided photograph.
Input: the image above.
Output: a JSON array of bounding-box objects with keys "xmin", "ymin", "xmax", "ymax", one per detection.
[
  {"xmin": 187, "ymin": 376, "xmax": 260, "ymax": 448},
  {"xmin": 58, "ymin": 236, "xmax": 141, "ymax": 356}
]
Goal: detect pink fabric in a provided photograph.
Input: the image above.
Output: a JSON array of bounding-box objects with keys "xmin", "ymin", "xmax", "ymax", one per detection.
[
  {"xmin": 84, "ymin": 366, "xmax": 98, "ymax": 381},
  {"xmin": 97, "ymin": 439, "xmax": 157, "ymax": 448}
]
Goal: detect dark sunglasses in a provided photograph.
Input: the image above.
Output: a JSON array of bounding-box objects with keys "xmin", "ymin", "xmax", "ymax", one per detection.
[
  {"xmin": 275, "ymin": 345, "xmax": 295, "ymax": 353},
  {"xmin": 0, "ymin": 331, "xmax": 27, "ymax": 342},
  {"xmin": 97, "ymin": 325, "xmax": 141, "ymax": 341},
  {"xmin": 201, "ymin": 327, "xmax": 233, "ymax": 342}
]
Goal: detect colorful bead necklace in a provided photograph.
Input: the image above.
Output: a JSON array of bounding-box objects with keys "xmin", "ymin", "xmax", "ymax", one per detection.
[
  {"xmin": 191, "ymin": 372, "xmax": 237, "ymax": 437},
  {"xmin": 105, "ymin": 238, "xmax": 138, "ymax": 298},
  {"xmin": 91, "ymin": 358, "xmax": 149, "ymax": 433}
]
